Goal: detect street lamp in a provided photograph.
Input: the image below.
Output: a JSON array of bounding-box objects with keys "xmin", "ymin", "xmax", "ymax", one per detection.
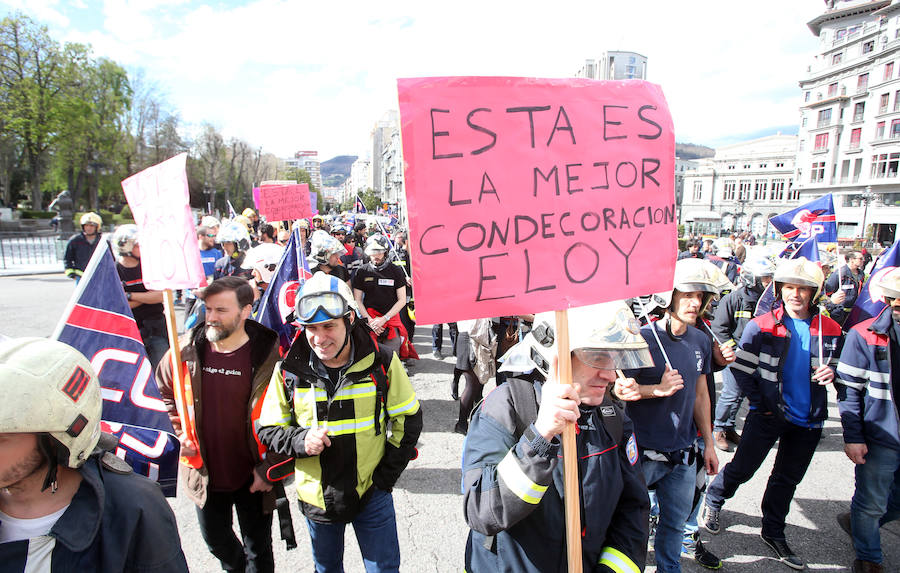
[{"xmin": 860, "ymin": 185, "xmax": 875, "ymax": 245}]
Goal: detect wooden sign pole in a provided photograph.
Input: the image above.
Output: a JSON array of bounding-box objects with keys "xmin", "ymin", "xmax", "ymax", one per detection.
[
  {"xmin": 555, "ymin": 309, "xmax": 582, "ymax": 573},
  {"xmin": 162, "ymin": 289, "xmax": 201, "ymax": 468}
]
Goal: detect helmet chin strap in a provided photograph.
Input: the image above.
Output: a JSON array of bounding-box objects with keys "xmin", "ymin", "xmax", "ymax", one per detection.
[
  {"xmin": 37, "ymin": 435, "xmax": 60, "ymax": 494},
  {"xmin": 331, "ymin": 316, "xmax": 353, "ymax": 359}
]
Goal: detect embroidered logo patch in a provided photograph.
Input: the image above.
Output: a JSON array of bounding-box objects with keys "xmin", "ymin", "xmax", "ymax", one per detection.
[{"xmin": 626, "ymin": 434, "xmax": 638, "ymax": 466}]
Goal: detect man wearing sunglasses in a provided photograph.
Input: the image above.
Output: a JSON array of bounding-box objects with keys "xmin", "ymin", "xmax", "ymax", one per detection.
[{"xmin": 257, "ymin": 272, "xmax": 422, "ymax": 573}]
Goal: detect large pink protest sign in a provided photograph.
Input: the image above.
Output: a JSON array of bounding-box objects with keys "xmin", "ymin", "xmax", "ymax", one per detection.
[
  {"xmin": 398, "ymin": 77, "xmax": 676, "ymax": 325},
  {"xmin": 121, "ymin": 153, "xmax": 206, "ymax": 290},
  {"xmin": 258, "ymin": 183, "xmax": 312, "ymax": 221}
]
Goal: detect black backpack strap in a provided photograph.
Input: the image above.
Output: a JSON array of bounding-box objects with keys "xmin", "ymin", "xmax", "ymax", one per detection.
[{"xmin": 597, "ymin": 395, "xmax": 624, "ymax": 445}]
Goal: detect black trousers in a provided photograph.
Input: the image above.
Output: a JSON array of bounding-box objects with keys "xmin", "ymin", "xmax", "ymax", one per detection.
[
  {"xmin": 706, "ymin": 411, "xmax": 822, "ymax": 539},
  {"xmin": 195, "ymin": 481, "xmax": 275, "ymax": 573}
]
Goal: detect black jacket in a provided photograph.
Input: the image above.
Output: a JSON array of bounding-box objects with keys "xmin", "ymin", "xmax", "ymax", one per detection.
[
  {"xmin": 63, "ymin": 232, "xmax": 102, "ymax": 278},
  {"xmin": 0, "ymin": 454, "xmax": 188, "ymax": 572}
]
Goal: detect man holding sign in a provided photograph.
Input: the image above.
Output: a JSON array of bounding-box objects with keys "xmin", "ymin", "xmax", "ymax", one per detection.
[{"xmin": 463, "ymin": 303, "xmax": 651, "ymax": 572}]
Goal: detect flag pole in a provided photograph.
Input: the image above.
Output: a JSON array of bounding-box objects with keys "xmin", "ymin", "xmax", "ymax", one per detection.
[
  {"xmin": 162, "ymin": 288, "xmax": 202, "ymax": 469},
  {"xmin": 554, "ymin": 309, "xmax": 582, "ymax": 573}
]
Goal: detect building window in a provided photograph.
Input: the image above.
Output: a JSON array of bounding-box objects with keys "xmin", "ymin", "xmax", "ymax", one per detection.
[
  {"xmin": 833, "ymin": 53, "xmax": 843, "ymax": 66},
  {"xmin": 814, "ymin": 133, "xmax": 829, "ymax": 151},
  {"xmin": 802, "ymin": 116, "xmax": 808, "ymax": 127},
  {"xmin": 854, "ymin": 101, "xmax": 865, "ymax": 121},
  {"xmin": 892, "ymin": 118, "xmax": 900, "ymax": 139},
  {"xmin": 810, "ymin": 162, "xmax": 825, "ymax": 183},
  {"xmin": 836, "ymin": 28, "xmax": 847, "ymax": 40},
  {"xmin": 799, "ymin": 140, "xmax": 805, "ymax": 151},
  {"xmin": 887, "ymin": 62, "xmax": 895, "ymax": 80},
  {"xmin": 881, "ymin": 93, "xmax": 890, "ymax": 113},
  {"xmin": 896, "ymin": 90, "xmax": 900, "ymax": 112},
  {"xmin": 804, "ymin": 91, "xmax": 811, "ymax": 102},
  {"xmin": 863, "ymin": 40, "xmax": 875, "ymax": 54},
  {"xmin": 877, "ymin": 121, "xmax": 886, "ymax": 139},
  {"xmin": 776, "ymin": 162, "xmax": 785, "ymax": 168},
  {"xmin": 738, "ymin": 180, "xmax": 751, "ymax": 200},
  {"xmin": 723, "ymin": 180, "xmax": 736, "ymax": 201},
  {"xmin": 753, "ymin": 179, "xmax": 768, "ymax": 201},
  {"xmin": 787, "ymin": 183, "xmax": 800, "ymax": 201},
  {"xmin": 743, "ymin": 164, "xmax": 751, "ymax": 169},
  {"xmin": 850, "ymin": 127, "xmax": 862, "ymax": 148},
  {"xmin": 771, "ymin": 178, "xmax": 785, "ymax": 201},
  {"xmin": 817, "ymin": 108, "xmax": 832, "ymax": 127},
  {"xmin": 858, "ymin": 73, "xmax": 870, "ymax": 92},
  {"xmin": 759, "ymin": 163, "xmax": 767, "ymax": 168},
  {"xmin": 727, "ymin": 164, "xmax": 735, "ymax": 170},
  {"xmin": 870, "ymin": 153, "xmax": 900, "ymax": 178},
  {"xmin": 692, "ymin": 181, "xmax": 702, "ymax": 202},
  {"xmin": 828, "ymin": 82, "xmax": 839, "ymax": 97}
]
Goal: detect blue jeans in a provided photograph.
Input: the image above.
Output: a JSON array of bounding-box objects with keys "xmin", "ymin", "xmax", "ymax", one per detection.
[
  {"xmin": 642, "ymin": 458, "xmax": 696, "ymax": 572},
  {"xmin": 851, "ymin": 442, "xmax": 900, "ymax": 563},
  {"xmin": 431, "ymin": 323, "xmax": 457, "ymax": 353},
  {"xmin": 305, "ymin": 488, "xmax": 401, "ymax": 573},
  {"xmin": 713, "ymin": 366, "xmax": 743, "ymax": 432}
]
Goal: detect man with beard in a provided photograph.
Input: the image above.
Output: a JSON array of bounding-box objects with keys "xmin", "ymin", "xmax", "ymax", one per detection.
[{"xmin": 156, "ymin": 276, "xmax": 289, "ymax": 573}]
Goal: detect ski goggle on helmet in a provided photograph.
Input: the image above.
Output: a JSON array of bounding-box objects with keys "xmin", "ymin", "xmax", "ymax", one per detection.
[{"xmin": 295, "ymin": 272, "xmax": 357, "ymax": 325}]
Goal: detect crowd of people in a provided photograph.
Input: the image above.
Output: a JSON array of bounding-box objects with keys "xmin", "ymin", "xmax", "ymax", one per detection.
[{"xmin": 0, "ymin": 209, "xmax": 898, "ymax": 573}]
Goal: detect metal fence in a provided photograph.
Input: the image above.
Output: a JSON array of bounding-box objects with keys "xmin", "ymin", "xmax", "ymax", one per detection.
[{"xmin": 0, "ymin": 232, "xmax": 65, "ymax": 270}]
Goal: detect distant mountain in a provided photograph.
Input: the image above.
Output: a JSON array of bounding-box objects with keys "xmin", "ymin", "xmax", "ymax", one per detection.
[
  {"xmin": 704, "ymin": 126, "xmax": 799, "ymax": 149},
  {"xmin": 676, "ymin": 143, "xmax": 714, "ymax": 160},
  {"xmin": 320, "ymin": 155, "xmax": 357, "ymax": 187}
]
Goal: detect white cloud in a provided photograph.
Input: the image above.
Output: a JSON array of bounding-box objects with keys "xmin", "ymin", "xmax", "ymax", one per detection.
[
  {"xmin": 1, "ymin": 0, "xmax": 69, "ymax": 27},
  {"xmin": 4, "ymin": 0, "xmax": 829, "ymax": 158}
]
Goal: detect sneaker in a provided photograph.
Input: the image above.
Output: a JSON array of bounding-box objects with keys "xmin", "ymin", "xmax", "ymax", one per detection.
[
  {"xmin": 682, "ymin": 533, "xmax": 723, "ymax": 570},
  {"xmin": 837, "ymin": 512, "xmax": 852, "ymax": 538},
  {"xmin": 648, "ymin": 514, "xmax": 658, "ymax": 547},
  {"xmin": 852, "ymin": 559, "xmax": 885, "ymax": 573},
  {"xmin": 432, "ymin": 349, "xmax": 443, "ymax": 360},
  {"xmin": 713, "ymin": 431, "xmax": 731, "ymax": 452},
  {"xmin": 761, "ymin": 535, "xmax": 804, "ymax": 570},
  {"xmin": 724, "ymin": 428, "xmax": 742, "ymax": 446},
  {"xmin": 702, "ymin": 505, "xmax": 721, "ymax": 534}
]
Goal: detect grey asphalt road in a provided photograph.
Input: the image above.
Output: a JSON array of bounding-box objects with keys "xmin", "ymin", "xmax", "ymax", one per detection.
[{"xmin": 2, "ymin": 272, "xmax": 897, "ymax": 572}]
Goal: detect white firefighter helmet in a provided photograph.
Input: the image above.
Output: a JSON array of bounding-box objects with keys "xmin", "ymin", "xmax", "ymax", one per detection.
[
  {"xmin": 217, "ymin": 220, "xmax": 251, "ymax": 252},
  {"xmin": 309, "ymin": 230, "xmax": 345, "ymax": 266},
  {"xmin": 644, "ymin": 258, "xmax": 727, "ymax": 315},
  {"xmin": 79, "ymin": 212, "xmax": 102, "ymax": 227},
  {"xmin": 364, "ymin": 233, "xmax": 390, "ymax": 256},
  {"xmin": 241, "ymin": 243, "xmax": 284, "ymax": 283},
  {"xmin": 773, "ymin": 256, "xmax": 825, "ymax": 302},
  {"xmin": 0, "ymin": 338, "xmax": 102, "ymax": 469},
  {"xmin": 498, "ymin": 301, "xmax": 654, "ymax": 377},
  {"xmin": 875, "ymin": 266, "xmax": 900, "ymax": 300},
  {"xmin": 295, "ymin": 271, "xmax": 358, "ymax": 325},
  {"xmin": 200, "ymin": 215, "xmax": 220, "ymax": 229},
  {"xmin": 740, "ymin": 255, "xmax": 776, "ymax": 288},
  {"xmin": 112, "ymin": 224, "xmax": 139, "ymax": 257}
]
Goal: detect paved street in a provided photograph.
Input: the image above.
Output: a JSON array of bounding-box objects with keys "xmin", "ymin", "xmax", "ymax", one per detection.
[{"xmin": 2, "ymin": 272, "xmax": 898, "ymax": 572}]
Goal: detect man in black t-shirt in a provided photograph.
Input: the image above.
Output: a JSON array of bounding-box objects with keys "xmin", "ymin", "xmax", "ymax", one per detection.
[
  {"xmin": 112, "ymin": 224, "xmax": 169, "ymax": 369},
  {"xmin": 352, "ymin": 234, "xmax": 408, "ymax": 355}
]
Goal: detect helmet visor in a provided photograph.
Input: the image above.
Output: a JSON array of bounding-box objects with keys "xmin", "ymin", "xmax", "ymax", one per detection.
[
  {"xmin": 296, "ymin": 292, "xmax": 348, "ymax": 324},
  {"xmin": 573, "ymin": 346, "xmax": 654, "ymax": 371}
]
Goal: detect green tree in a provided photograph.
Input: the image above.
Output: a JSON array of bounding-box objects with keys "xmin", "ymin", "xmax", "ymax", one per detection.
[{"xmin": 0, "ymin": 13, "xmax": 70, "ymax": 210}]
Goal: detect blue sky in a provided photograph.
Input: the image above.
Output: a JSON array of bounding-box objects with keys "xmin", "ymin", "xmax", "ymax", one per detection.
[{"xmin": 1, "ymin": 0, "xmax": 827, "ymax": 160}]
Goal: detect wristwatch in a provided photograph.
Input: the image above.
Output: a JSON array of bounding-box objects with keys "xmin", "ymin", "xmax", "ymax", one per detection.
[{"xmin": 126, "ymin": 292, "xmax": 132, "ymax": 301}]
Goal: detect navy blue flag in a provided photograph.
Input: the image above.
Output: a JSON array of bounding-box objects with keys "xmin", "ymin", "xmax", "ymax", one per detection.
[
  {"xmin": 755, "ymin": 237, "xmax": 821, "ymax": 317},
  {"xmin": 844, "ymin": 241, "xmax": 900, "ymax": 330},
  {"xmin": 769, "ymin": 194, "xmax": 837, "ymax": 243},
  {"xmin": 355, "ymin": 195, "xmax": 367, "ymax": 214},
  {"xmin": 255, "ymin": 228, "xmax": 312, "ymax": 353},
  {"xmin": 52, "ymin": 242, "xmax": 179, "ymax": 495}
]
